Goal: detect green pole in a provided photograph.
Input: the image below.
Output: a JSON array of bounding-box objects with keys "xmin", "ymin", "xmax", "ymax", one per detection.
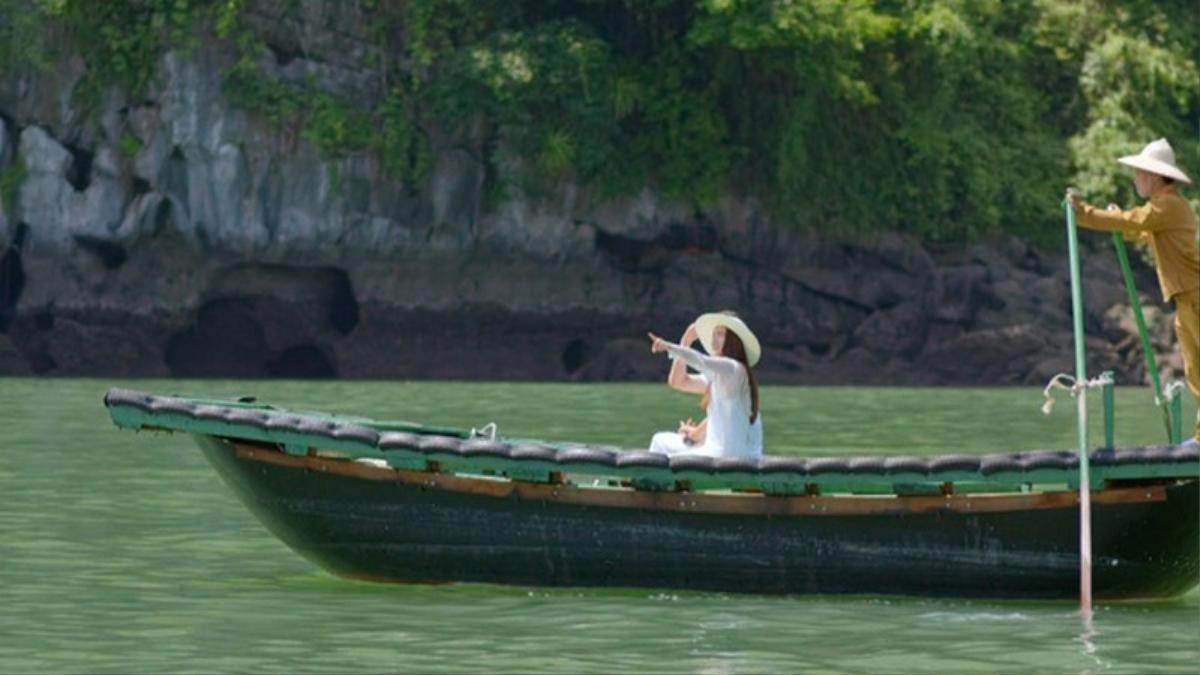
[
  {"xmin": 1064, "ymin": 197, "xmax": 1093, "ymax": 616},
  {"xmin": 1170, "ymin": 389, "xmax": 1183, "ymax": 444},
  {"xmin": 1112, "ymin": 233, "xmax": 1174, "ymax": 442},
  {"xmin": 1102, "ymin": 371, "xmax": 1114, "ymax": 450}
]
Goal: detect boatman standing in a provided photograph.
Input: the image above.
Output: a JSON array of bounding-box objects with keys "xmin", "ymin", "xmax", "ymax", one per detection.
[{"xmin": 1067, "ymin": 138, "xmax": 1200, "ymax": 447}]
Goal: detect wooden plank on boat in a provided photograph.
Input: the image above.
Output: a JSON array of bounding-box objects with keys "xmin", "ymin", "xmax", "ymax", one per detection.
[{"xmin": 232, "ymin": 442, "xmax": 1171, "ymax": 517}]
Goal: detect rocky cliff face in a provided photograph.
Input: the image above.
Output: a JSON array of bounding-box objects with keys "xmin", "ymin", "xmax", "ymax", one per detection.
[{"xmin": 0, "ymin": 2, "xmax": 1180, "ymax": 385}]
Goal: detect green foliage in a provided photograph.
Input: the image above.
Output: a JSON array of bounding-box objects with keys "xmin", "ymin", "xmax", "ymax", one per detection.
[
  {"xmin": 377, "ymin": 88, "xmax": 433, "ymax": 186},
  {"xmin": 0, "ymin": 0, "xmax": 54, "ymax": 76},
  {"xmin": 117, "ymin": 133, "xmax": 144, "ymax": 158},
  {"xmin": 1053, "ymin": 0, "xmax": 1200, "ymax": 215},
  {"xmin": 0, "ymin": 161, "xmax": 27, "ymax": 212},
  {"xmin": 397, "ymin": 0, "xmax": 1098, "ymax": 240},
  {"xmin": 301, "ymin": 93, "xmax": 374, "ymax": 157},
  {"xmin": 51, "ymin": 0, "xmax": 208, "ymax": 107},
  {"xmin": 4, "ymin": 0, "xmax": 1197, "ymax": 244},
  {"xmin": 222, "ymin": 41, "xmax": 431, "ymax": 185},
  {"xmin": 1, "ymin": 0, "xmax": 212, "ymax": 118},
  {"xmin": 222, "ymin": 58, "xmax": 304, "ymax": 129}
]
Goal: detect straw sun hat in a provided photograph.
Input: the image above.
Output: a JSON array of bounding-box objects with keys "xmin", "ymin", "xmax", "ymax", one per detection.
[
  {"xmin": 695, "ymin": 313, "xmax": 761, "ymax": 367},
  {"xmin": 1118, "ymin": 138, "xmax": 1192, "ymax": 184}
]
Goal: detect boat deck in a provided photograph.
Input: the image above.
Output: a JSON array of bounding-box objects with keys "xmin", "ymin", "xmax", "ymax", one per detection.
[{"xmin": 105, "ymin": 388, "xmax": 1198, "ymax": 495}]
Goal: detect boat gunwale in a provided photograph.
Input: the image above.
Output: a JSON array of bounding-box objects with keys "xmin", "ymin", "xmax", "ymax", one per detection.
[
  {"xmin": 230, "ymin": 440, "xmax": 1178, "ymax": 517},
  {"xmin": 104, "ymin": 387, "xmax": 1200, "ymax": 495}
]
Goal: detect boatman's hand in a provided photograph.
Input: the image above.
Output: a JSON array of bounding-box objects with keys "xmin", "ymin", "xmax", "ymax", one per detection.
[
  {"xmin": 1065, "ymin": 188, "xmax": 1084, "ymax": 210},
  {"xmin": 648, "ymin": 332, "xmax": 668, "ymax": 354}
]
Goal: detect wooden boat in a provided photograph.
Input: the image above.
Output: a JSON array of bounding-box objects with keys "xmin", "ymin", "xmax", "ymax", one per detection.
[{"xmin": 104, "ymin": 387, "xmax": 1199, "ymax": 599}]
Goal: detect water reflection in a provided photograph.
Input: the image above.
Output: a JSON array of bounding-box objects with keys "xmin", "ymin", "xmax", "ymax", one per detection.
[{"xmin": 1077, "ymin": 613, "xmax": 1111, "ymax": 673}]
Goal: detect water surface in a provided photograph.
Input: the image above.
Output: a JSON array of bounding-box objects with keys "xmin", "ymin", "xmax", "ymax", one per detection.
[{"xmin": 1, "ymin": 379, "xmax": 1196, "ymax": 673}]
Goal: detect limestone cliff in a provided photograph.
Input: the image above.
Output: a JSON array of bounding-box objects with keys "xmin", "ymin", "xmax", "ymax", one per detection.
[{"xmin": 0, "ymin": 2, "xmax": 1179, "ymax": 385}]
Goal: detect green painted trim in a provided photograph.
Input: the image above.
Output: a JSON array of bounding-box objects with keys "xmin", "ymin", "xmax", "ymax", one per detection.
[
  {"xmin": 504, "ymin": 467, "xmax": 553, "ymax": 483},
  {"xmin": 108, "ymin": 400, "xmax": 1199, "ymax": 497},
  {"xmin": 1097, "ymin": 462, "xmax": 1200, "ymax": 481},
  {"xmin": 1103, "ymin": 372, "xmax": 1115, "ymax": 450},
  {"xmin": 382, "ymin": 453, "xmax": 428, "ymax": 471},
  {"xmin": 1170, "ymin": 392, "xmax": 1183, "ymax": 445},
  {"xmin": 983, "ymin": 469, "xmax": 1077, "ymax": 485},
  {"xmin": 947, "ymin": 482, "xmax": 1029, "ymax": 495},
  {"xmin": 111, "ymin": 405, "xmax": 382, "ymax": 456}
]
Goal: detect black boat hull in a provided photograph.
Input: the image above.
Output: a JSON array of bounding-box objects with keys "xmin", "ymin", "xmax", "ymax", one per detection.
[{"xmin": 198, "ymin": 435, "xmax": 1200, "ymax": 599}]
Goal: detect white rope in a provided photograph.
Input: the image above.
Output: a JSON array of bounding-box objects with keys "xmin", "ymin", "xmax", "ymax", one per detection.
[
  {"xmin": 1041, "ymin": 371, "xmax": 1114, "ymax": 415},
  {"xmin": 470, "ymin": 422, "xmax": 498, "ymax": 441},
  {"xmin": 1162, "ymin": 379, "xmax": 1186, "ymax": 405}
]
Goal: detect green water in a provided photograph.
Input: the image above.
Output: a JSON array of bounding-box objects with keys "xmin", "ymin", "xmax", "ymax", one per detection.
[{"xmin": 1, "ymin": 378, "xmax": 1197, "ymax": 673}]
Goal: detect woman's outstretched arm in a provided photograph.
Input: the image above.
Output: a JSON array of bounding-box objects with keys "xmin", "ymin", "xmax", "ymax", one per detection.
[
  {"xmin": 667, "ymin": 323, "xmax": 707, "ymax": 394},
  {"xmin": 649, "ymin": 332, "xmax": 740, "ymax": 381}
]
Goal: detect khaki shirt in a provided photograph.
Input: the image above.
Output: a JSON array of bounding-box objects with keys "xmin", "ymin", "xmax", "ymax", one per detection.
[{"xmin": 1076, "ymin": 186, "xmax": 1199, "ymax": 301}]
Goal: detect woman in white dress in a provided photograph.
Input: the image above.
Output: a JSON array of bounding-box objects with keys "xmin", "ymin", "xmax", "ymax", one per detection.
[{"xmin": 646, "ymin": 312, "xmax": 763, "ymax": 459}]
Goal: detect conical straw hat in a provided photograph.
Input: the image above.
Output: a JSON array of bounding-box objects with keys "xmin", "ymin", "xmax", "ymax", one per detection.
[{"xmin": 1118, "ymin": 138, "xmax": 1191, "ymax": 184}]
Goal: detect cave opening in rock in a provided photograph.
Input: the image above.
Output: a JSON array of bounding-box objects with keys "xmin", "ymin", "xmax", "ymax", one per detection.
[
  {"xmin": 266, "ymin": 344, "xmax": 336, "ymax": 378},
  {"xmin": 64, "ymin": 144, "xmax": 94, "ymax": 192},
  {"xmin": 153, "ymin": 199, "xmax": 173, "ymax": 235},
  {"xmin": 207, "ymin": 263, "xmax": 360, "ymax": 335},
  {"xmin": 0, "ymin": 113, "xmax": 13, "ymax": 163},
  {"xmin": 328, "ymin": 268, "xmax": 359, "ymax": 335},
  {"xmin": 562, "ymin": 338, "xmax": 592, "ymax": 374},
  {"xmin": 164, "ymin": 147, "xmax": 189, "ymax": 215},
  {"xmin": 73, "ymin": 235, "xmax": 128, "ymax": 270},
  {"xmin": 164, "ymin": 298, "xmax": 269, "ymax": 377},
  {"xmin": 0, "ymin": 223, "xmax": 27, "ymax": 332},
  {"xmin": 267, "ymin": 42, "xmax": 303, "ymax": 67}
]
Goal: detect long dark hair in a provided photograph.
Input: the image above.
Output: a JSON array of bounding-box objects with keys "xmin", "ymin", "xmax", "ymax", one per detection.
[{"xmin": 718, "ymin": 330, "xmax": 759, "ymax": 424}]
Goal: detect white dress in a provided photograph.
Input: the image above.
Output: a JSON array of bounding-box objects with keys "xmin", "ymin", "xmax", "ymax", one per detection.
[{"xmin": 648, "ymin": 343, "xmax": 763, "ymax": 459}]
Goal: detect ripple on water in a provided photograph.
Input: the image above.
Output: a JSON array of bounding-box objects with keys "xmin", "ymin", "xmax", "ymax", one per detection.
[{"xmin": 918, "ymin": 611, "xmax": 1031, "ymax": 623}]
